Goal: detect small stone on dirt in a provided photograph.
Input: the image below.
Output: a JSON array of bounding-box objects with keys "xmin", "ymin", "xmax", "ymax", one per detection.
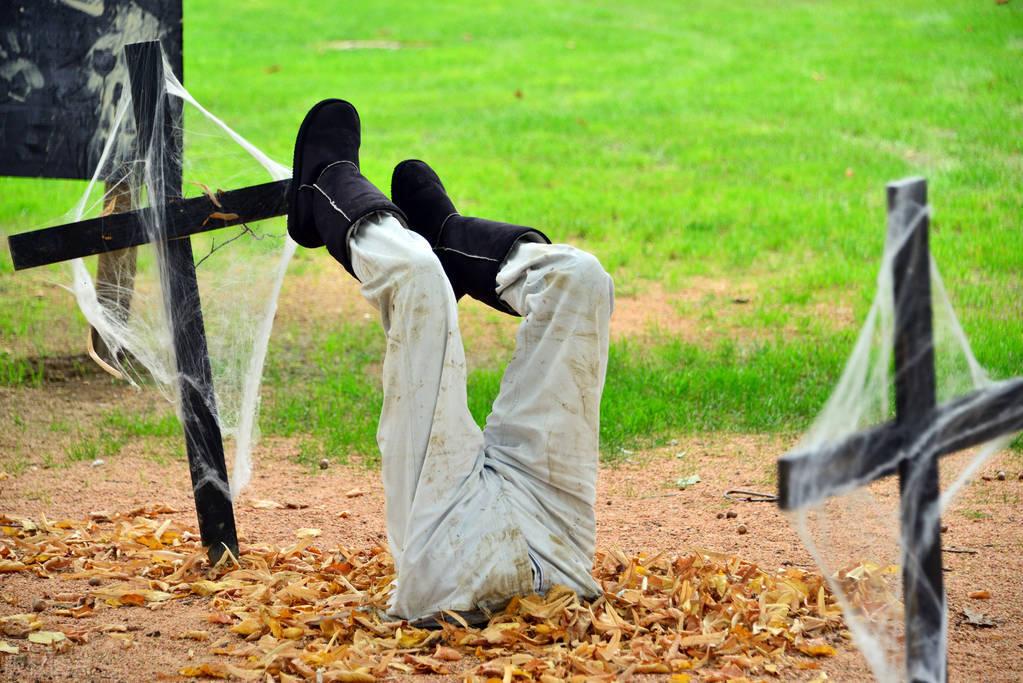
[
  {"xmin": 716, "ymin": 512, "xmax": 725, "ymax": 519},
  {"xmin": 88, "ymin": 576, "xmax": 102, "ymax": 586},
  {"xmin": 726, "ymin": 510, "xmax": 738, "ymax": 519},
  {"xmin": 737, "ymin": 524, "xmax": 748, "ymax": 535},
  {"xmin": 319, "ymin": 458, "xmax": 329, "ymax": 470},
  {"xmin": 676, "ymin": 474, "xmax": 701, "ymax": 489},
  {"xmin": 90, "ymin": 459, "xmax": 104, "ymax": 468},
  {"xmin": 31, "ymin": 599, "xmax": 46, "ymax": 612},
  {"xmin": 941, "ymin": 524, "xmax": 949, "ymax": 533},
  {"xmin": 996, "ymin": 471, "xmax": 1006, "ymax": 481}
]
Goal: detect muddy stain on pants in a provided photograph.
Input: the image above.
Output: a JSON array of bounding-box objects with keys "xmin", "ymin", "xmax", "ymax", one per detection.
[{"xmin": 350, "ymin": 213, "xmax": 613, "ymax": 620}]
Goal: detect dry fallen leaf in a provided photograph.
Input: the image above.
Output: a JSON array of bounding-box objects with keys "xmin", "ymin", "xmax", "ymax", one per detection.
[
  {"xmin": 1, "ymin": 507, "xmax": 857, "ymax": 681},
  {"xmin": 434, "ymin": 645, "xmax": 463, "ymax": 661},
  {"xmin": 967, "ymin": 590, "xmax": 991, "ymax": 600},
  {"xmin": 178, "ymin": 630, "xmax": 209, "ymax": 641},
  {"xmin": 28, "ymin": 630, "xmax": 66, "ymax": 645},
  {"xmin": 201, "ymin": 211, "xmax": 240, "ymax": 226},
  {"xmin": 93, "ymin": 585, "xmax": 173, "ymax": 607},
  {"xmin": 1, "ymin": 613, "xmax": 40, "ymax": 638},
  {"xmin": 963, "ymin": 607, "xmax": 997, "ymax": 628},
  {"xmin": 249, "ymin": 499, "xmax": 284, "ymax": 510},
  {"xmin": 179, "ymin": 662, "xmax": 231, "ymax": 679},
  {"xmin": 189, "ymin": 181, "xmax": 224, "ymax": 209},
  {"xmin": 798, "ymin": 639, "xmax": 838, "ymax": 657}
]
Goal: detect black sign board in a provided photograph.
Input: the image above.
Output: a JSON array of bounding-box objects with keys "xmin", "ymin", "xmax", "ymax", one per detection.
[{"xmin": 0, "ymin": 0, "xmax": 182, "ymax": 180}]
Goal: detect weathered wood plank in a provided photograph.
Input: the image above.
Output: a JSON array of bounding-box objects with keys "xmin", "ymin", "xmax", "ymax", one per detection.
[
  {"xmin": 7, "ymin": 178, "xmax": 290, "ymax": 270},
  {"xmin": 125, "ymin": 40, "xmax": 239, "ymax": 565},
  {"xmin": 888, "ymin": 177, "xmax": 945, "ymax": 683},
  {"xmin": 778, "ymin": 377, "xmax": 1023, "ymax": 509}
]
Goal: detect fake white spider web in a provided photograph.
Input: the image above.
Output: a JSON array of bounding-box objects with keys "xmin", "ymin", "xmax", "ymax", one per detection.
[
  {"xmin": 64, "ymin": 56, "xmax": 293, "ymax": 500},
  {"xmin": 782, "ymin": 199, "xmax": 1021, "ymax": 682}
]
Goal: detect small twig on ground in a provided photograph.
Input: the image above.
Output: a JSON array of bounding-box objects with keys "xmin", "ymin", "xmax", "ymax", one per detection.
[
  {"xmin": 723, "ymin": 488, "xmax": 778, "ymax": 503},
  {"xmin": 943, "ymin": 547, "xmax": 979, "ymax": 555},
  {"xmin": 639, "ymin": 492, "xmax": 685, "ymax": 500}
]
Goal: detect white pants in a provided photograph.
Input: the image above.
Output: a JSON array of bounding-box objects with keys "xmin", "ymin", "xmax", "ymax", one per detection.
[{"xmin": 349, "ymin": 213, "xmax": 613, "ymax": 620}]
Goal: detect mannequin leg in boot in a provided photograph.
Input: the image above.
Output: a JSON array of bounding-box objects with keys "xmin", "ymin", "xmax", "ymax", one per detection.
[
  {"xmin": 347, "ymin": 212, "xmax": 536, "ymax": 620},
  {"xmin": 391, "ymin": 159, "xmax": 549, "ymax": 315},
  {"xmin": 481, "ymin": 242, "xmax": 614, "ymax": 597},
  {"xmin": 289, "ymin": 102, "xmax": 534, "ymax": 619}
]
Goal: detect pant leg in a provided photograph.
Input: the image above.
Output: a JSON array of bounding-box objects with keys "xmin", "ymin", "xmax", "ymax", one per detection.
[
  {"xmin": 349, "ymin": 213, "xmax": 534, "ymax": 618},
  {"xmin": 349, "ymin": 213, "xmax": 485, "ymax": 558},
  {"xmin": 482, "ymin": 241, "xmax": 614, "ymax": 596}
]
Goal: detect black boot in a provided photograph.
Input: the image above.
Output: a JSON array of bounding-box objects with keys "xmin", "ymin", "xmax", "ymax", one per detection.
[
  {"xmin": 391, "ymin": 159, "xmax": 550, "ymax": 315},
  {"xmin": 288, "ymin": 99, "xmax": 406, "ymax": 278}
]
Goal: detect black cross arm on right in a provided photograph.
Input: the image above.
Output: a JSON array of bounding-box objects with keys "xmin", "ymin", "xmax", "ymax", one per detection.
[
  {"xmin": 7, "ymin": 178, "xmax": 290, "ymax": 271},
  {"xmin": 778, "ymin": 376, "xmax": 1023, "ymax": 510}
]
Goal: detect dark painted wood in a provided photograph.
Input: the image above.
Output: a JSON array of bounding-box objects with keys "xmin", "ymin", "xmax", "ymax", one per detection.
[
  {"xmin": 777, "ymin": 177, "xmax": 1023, "ymax": 682},
  {"xmin": 7, "ymin": 179, "xmax": 290, "ymax": 270},
  {"xmin": 0, "ymin": 1, "xmax": 182, "ymax": 180},
  {"xmin": 932, "ymin": 379, "xmax": 1023, "ymax": 455},
  {"xmin": 778, "ymin": 378, "xmax": 1023, "ymax": 510},
  {"xmin": 125, "ymin": 41, "xmax": 238, "ymax": 565},
  {"xmin": 888, "ymin": 178, "xmax": 945, "ymax": 683}
]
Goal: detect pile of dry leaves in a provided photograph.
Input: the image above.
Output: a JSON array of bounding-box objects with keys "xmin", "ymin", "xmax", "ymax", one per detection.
[{"xmin": 1, "ymin": 505, "xmax": 856, "ymax": 681}]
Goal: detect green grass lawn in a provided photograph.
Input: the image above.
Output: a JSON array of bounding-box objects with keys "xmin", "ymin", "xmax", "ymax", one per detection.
[{"xmin": 2, "ymin": 0, "xmax": 1020, "ymax": 462}]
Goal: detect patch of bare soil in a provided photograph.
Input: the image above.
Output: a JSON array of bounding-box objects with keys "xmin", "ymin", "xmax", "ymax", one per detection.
[
  {"xmin": 277, "ymin": 264, "xmax": 855, "ymax": 353},
  {"xmin": 6, "ymin": 258, "xmax": 853, "ymax": 381},
  {"xmin": 2, "ymin": 405, "xmax": 1021, "ymax": 681}
]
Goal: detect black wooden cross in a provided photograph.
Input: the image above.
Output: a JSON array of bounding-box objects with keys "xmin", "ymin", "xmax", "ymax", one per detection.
[
  {"xmin": 6, "ymin": 41, "xmax": 290, "ymax": 564},
  {"xmin": 777, "ymin": 177, "xmax": 1023, "ymax": 683}
]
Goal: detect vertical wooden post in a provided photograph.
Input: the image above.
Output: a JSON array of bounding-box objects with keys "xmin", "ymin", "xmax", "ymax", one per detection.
[
  {"xmin": 887, "ymin": 177, "xmax": 945, "ymax": 683},
  {"xmin": 124, "ymin": 41, "xmax": 239, "ymax": 564},
  {"xmin": 89, "ymin": 183, "xmax": 137, "ymax": 379}
]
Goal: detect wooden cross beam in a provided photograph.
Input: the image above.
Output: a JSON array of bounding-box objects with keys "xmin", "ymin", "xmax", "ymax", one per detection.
[
  {"xmin": 5, "ymin": 41, "xmax": 292, "ymax": 564},
  {"xmin": 778, "ymin": 377, "xmax": 1023, "ymax": 509},
  {"xmin": 7, "ymin": 180, "xmax": 288, "ymax": 271},
  {"xmin": 777, "ymin": 177, "xmax": 1023, "ymax": 683}
]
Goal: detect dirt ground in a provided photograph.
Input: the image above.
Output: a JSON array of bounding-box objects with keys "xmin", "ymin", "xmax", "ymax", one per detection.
[
  {"xmin": 1, "ymin": 375, "xmax": 1021, "ymax": 681},
  {"xmin": 1, "ymin": 269, "xmax": 1020, "ymax": 681}
]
